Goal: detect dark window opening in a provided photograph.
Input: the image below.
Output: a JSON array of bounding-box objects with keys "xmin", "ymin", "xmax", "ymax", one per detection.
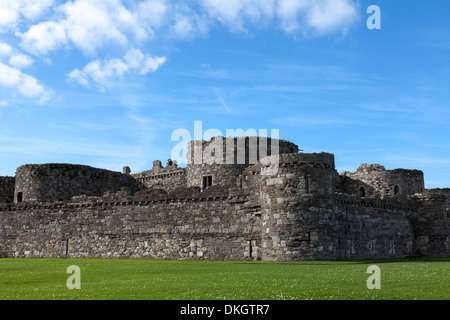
[
  {"xmin": 359, "ymin": 187, "xmax": 365, "ymax": 198},
  {"xmin": 394, "ymin": 185, "xmax": 400, "ymax": 195},
  {"xmin": 348, "ymin": 240, "xmax": 354, "ymax": 254},
  {"xmin": 17, "ymin": 192, "xmax": 23, "ymax": 203},
  {"xmin": 370, "ymin": 240, "xmax": 376, "ymax": 253},
  {"xmin": 202, "ymin": 176, "xmax": 212, "ymax": 189}
]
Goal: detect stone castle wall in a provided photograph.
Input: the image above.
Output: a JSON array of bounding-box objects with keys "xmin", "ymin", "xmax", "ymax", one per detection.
[
  {"xmin": 0, "ymin": 187, "xmax": 261, "ymax": 260},
  {"xmin": 0, "ymin": 136, "xmax": 448, "ymax": 261},
  {"xmin": 1, "ymin": 151, "xmax": 438, "ymax": 261},
  {"xmin": 331, "ymin": 193, "xmax": 416, "ymax": 259}
]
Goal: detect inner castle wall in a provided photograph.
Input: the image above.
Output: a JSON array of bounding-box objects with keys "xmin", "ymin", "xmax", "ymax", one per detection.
[{"xmin": 0, "ymin": 136, "xmax": 448, "ymax": 260}]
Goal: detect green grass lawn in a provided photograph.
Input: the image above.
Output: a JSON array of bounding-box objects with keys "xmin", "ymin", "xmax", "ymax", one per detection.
[{"xmin": 0, "ymin": 258, "xmax": 448, "ymax": 300}]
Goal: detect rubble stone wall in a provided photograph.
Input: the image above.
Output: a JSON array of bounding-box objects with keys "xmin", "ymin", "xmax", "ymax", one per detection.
[{"xmin": 0, "ymin": 189, "xmax": 261, "ymax": 260}]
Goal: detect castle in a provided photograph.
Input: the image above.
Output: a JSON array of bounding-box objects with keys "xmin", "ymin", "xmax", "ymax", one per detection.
[{"xmin": 0, "ymin": 136, "xmax": 449, "ymax": 261}]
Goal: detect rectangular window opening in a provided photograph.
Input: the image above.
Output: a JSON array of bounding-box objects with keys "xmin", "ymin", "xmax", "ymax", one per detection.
[{"xmin": 202, "ymin": 176, "xmax": 212, "ymax": 189}]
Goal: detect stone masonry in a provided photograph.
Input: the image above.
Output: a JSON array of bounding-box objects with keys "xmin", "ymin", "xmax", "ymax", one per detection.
[{"xmin": 0, "ymin": 136, "xmax": 449, "ymax": 261}]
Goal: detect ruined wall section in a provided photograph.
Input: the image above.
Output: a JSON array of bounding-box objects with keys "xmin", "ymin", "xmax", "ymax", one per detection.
[
  {"xmin": 341, "ymin": 164, "xmax": 424, "ymax": 198},
  {"xmin": 14, "ymin": 164, "xmax": 142, "ymax": 203},
  {"xmin": 0, "ymin": 188, "xmax": 261, "ymax": 260},
  {"xmin": 132, "ymin": 160, "xmax": 186, "ymax": 193},
  {"xmin": 0, "ymin": 177, "xmax": 15, "ymax": 203},
  {"xmin": 186, "ymin": 136, "xmax": 298, "ymax": 190}
]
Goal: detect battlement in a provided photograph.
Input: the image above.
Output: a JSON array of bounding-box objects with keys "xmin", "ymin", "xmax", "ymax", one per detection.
[{"xmin": 132, "ymin": 159, "xmax": 187, "ymax": 193}]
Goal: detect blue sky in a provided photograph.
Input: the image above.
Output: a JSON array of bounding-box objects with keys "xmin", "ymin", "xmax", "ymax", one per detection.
[{"xmin": 0, "ymin": 0, "xmax": 449, "ymax": 188}]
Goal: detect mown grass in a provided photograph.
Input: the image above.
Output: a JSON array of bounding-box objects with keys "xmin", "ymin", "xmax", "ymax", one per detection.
[{"xmin": 0, "ymin": 258, "xmax": 448, "ymax": 300}]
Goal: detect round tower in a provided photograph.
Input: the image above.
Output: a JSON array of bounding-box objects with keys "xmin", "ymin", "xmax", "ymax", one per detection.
[
  {"xmin": 14, "ymin": 163, "xmax": 138, "ymax": 203},
  {"xmin": 259, "ymin": 152, "xmax": 337, "ymax": 261}
]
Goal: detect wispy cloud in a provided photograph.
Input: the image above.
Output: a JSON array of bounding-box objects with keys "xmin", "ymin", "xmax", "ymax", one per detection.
[
  {"xmin": 0, "ymin": 62, "xmax": 52, "ymax": 103},
  {"xmin": 66, "ymin": 49, "xmax": 166, "ymax": 92},
  {"xmin": 201, "ymin": 0, "xmax": 360, "ymax": 35},
  {"xmin": 0, "ymin": 0, "xmax": 361, "ymax": 101}
]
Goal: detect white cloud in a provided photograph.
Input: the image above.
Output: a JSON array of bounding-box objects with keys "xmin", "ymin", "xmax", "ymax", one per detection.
[
  {"xmin": 200, "ymin": 0, "xmax": 276, "ymax": 32},
  {"xmin": 0, "ymin": 0, "xmax": 54, "ymax": 31},
  {"xmin": 0, "ymin": 43, "xmax": 44, "ymax": 100},
  {"xmin": 0, "ymin": 43, "xmax": 13, "ymax": 56},
  {"xmin": 19, "ymin": 20, "xmax": 67, "ymax": 55},
  {"xmin": 17, "ymin": 0, "xmax": 359, "ymax": 57},
  {"xmin": 0, "ymin": 42, "xmax": 34, "ymax": 69},
  {"xmin": 67, "ymin": 48, "xmax": 166, "ymax": 91},
  {"xmin": 18, "ymin": 0, "xmax": 148, "ymax": 56},
  {"xmin": 199, "ymin": 0, "xmax": 359, "ymax": 35},
  {"xmin": 137, "ymin": 0, "xmax": 168, "ymax": 33},
  {"xmin": 2, "ymin": 0, "xmax": 360, "ymax": 99},
  {"xmin": 0, "ymin": 62, "xmax": 51, "ymax": 102},
  {"xmin": 60, "ymin": 0, "xmax": 143, "ymax": 55},
  {"xmin": 9, "ymin": 53, "xmax": 34, "ymax": 69},
  {"xmin": 301, "ymin": 0, "xmax": 359, "ymax": 35}
]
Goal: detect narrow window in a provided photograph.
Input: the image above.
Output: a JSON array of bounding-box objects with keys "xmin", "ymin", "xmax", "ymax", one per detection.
[
  {"xmin": 394, "ymin": 185, "xmax": 399, "ymax": 195},
  {"xmin": 359, "ymin": 187, "xmax": 365, "ymax": 198},
  {"xmin": 370, "ymin": 240, "xmax": 376, "ymax": 253},
  {"xmin": 348, "ymin": 240, "xmax": 354, "ymax": 254},
  {"xmin": 202, "ymin": 176, "xmax": 212, "ymax": 189},
  {"xmin": 17, "ymin": 192, "xmax": 23, "ymax": 203}
]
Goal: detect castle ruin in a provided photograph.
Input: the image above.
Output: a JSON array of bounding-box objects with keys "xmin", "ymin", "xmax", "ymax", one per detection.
[{"xmin": 0, "ymin": 136, "xmax": 449, "ymax": 261}]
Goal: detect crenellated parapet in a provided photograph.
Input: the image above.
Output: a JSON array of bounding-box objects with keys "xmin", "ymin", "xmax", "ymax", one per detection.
[{"xmin": 131, "ymin": 159, "xmax": 186, "ymax": 193}]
